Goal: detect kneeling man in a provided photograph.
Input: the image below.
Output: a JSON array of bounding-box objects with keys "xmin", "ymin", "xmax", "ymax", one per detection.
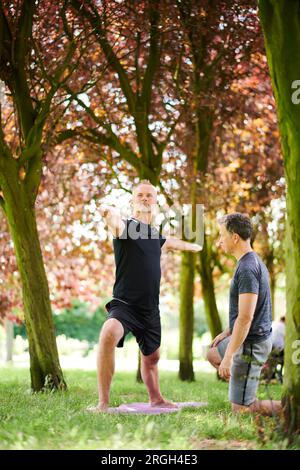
[{"xmin": 207, "ymin": 213, "xmax": 281, "ymax": 416}]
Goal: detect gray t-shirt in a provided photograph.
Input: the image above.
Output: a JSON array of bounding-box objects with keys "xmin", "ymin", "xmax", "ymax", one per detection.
[{"xmin": 229, "ymin": 251, "xmax": 272, "ymax": 343}]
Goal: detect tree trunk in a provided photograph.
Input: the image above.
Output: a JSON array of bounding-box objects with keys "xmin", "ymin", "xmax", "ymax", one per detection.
[
  {"xmin": 179, "ymin": 251, "xmax": 195, "ymax": 381},
  {"xmin": 1, "ymin": 175, "xmax": 66, "ymax": 391},
  {"xmin": 178, "ymin": 168, "xmax": 198, "ymax": 382},
  {"xmin": 5, "ymin": 319, "xmax": 14, "ymax": 363},
  {"xmin": 259, "ymin": 0, "xmax": 300, "ymax": 436},
  {"xmin": 269, "ymin": 267, "xmax": 276, "ymax": 320},
  {"xmin": 283, "ymin": 219, "xmax": 300, "ymax": 436},
  {"xmin": 261, "ymin": 217, "xmax": 276, "ymax": 319},
  {"xmin": 198, "ymin": 232, "xmax": 222, "ymax": 339},
  {"xmin": 264, "ymin": 249, "xmax": 276, "ymax": 319},
  {"xmin": 136, "ymin": 350, "xmax": 143, "ymax": 383}
]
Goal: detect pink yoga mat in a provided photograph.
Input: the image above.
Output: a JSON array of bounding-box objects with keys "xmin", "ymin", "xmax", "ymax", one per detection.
[{"xmin": 108, "ymin": 402, "xmax": 207, "ymax": 414}]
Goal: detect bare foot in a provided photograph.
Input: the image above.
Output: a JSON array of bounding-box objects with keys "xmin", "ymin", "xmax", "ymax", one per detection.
[
  {"xmin": 86, "ymin": 404, "xmax": 109, "ymax": 413},
  {"xmin": 150, "ymin": 398, "xmax": 178, "ymax": 408}
]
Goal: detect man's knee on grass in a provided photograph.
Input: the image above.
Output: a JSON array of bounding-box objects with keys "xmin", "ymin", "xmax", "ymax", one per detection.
[
  {"xmin": 207, "ymin": 347, "xmax": 222, "ymax": 369},
  {"xmin": 231, "ymin": 401, "xmax": 254, "ymax": 414}
]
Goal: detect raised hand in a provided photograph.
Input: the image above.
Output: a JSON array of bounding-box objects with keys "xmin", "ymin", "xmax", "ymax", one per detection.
[
  {"xmin": 99, "ymin": 204, "xmax": 111, "ymax": 218},
  {"xmin": 189, "ymin": 243, "xmax": 202, "ymax": 252}
]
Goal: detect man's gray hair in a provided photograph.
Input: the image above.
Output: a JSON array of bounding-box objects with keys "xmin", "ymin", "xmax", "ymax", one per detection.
[{"xmin": 133, "ymin": 179, "xmax": 156, "ymax": 194}]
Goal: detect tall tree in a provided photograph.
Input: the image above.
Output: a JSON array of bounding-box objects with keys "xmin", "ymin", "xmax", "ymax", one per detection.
[
  {"xmin": 212, "ymin": 67, "xmax": 284, "ymax": 317},
  {"xmin": 174, "ymin": 0, "xmax": 262, "ymax": 378},
  {"xmin": 66, "ymin": 0, "xmax": 185, "ymax": 379},
  {"xmin": 67, "ymin": 0, "xmax": 174, "ymax": 184},
  {"xmin": 259, "ymin": 0, "xmax": 300, "ymax": 437},
  {"xmin": 0, "ymin": 0, "xmax": 87, "ymax": 390},
  {"xmin": 66, "ymin": 0, "xmax": 267, "ymax": 381}
]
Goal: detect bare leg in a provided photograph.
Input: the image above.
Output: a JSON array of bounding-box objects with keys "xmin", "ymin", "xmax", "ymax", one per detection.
[
  {"xmin": 141, "ymin": 348, "xmax": 178, "ymax": 408},
  {"xmin": 206, "ymin": 346, "xmax": 222, "ymax": 370},
  {"xmin": 206, "ymin": 346, "xmax": 230, "ymax": 382},
  {"xmin": 232, "ymin": 400, "xmax": 282, "ymax": 416},
  {"xmin": 87, "ymin": 318, "xmax": 124, "ymax": 413},
  {"xmin": 207, "ymin": 346, "xmax": 282, "ymax": 416}
]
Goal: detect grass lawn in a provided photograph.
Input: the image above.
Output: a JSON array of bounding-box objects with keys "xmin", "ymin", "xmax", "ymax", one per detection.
[{"xmin": 0, "ymin": 366, "xmax": 295, "ymax": 450}]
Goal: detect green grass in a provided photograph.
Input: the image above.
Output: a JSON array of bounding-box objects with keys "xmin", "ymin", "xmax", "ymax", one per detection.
[{"xmin": 0, "ymin": 367, "xmax": 295, "ymax": 450}]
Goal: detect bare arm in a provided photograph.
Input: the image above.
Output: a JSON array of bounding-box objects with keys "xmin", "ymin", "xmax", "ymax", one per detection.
[
  {"xmin": 100, "ymin": 205, "xmax": 125, "ymax": 238},
  {"xmin": 211, "ymin": 327, "xmax": 231, "ymax": 348},
  {"xmin": 162, "ymin": 238, "xmax": 202, "ymax": 252},
  {"xmin": 218, "ymin": 293, "xmax": 258, "ymax": 379}
]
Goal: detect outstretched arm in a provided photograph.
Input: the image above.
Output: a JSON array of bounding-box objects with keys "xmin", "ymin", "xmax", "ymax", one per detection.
[
  {"xmin": 162, "ymin": 238, "xmax": 202, "ymax": 252},
  {"xmin": 100, "ymin": 205, "xmax": 125, "ymax": 237}
]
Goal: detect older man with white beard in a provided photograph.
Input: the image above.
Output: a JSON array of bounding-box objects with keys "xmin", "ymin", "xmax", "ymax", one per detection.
[{"xmin": 89, "ymin": 180, "xmax": 201, "ymax": 412}]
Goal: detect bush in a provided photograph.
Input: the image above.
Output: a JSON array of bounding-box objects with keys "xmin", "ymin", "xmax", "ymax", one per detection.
[{"xmin": 14, "ymin": 299, "xmax": 107, "ymax": 347}]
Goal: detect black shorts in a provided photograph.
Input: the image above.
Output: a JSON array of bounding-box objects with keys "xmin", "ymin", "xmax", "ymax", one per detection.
[{"xmin": 105, "ymin": 299, "xmax": 161, "ymax": 356}]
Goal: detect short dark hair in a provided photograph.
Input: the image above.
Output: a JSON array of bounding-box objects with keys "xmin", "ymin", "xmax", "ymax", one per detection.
[{"xmin": 219, "ymin": 213, "xmax": 253, "ymax": 241}]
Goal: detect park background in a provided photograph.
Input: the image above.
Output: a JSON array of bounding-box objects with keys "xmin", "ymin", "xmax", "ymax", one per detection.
[{"xmin": 0, "ymin": 0, "xmax": 299, "ymax": 450}]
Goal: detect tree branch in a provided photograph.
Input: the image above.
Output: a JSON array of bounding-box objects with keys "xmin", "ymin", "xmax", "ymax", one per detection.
[
  {"xmin": 0, "ymin": 2, "xmax": 12, "ymax": 67},
  {"xmin": 135, "ymin": 31, "xmax": 141, "ymax": 94},
  {"xmin": 61, "ymin": 84, "xmax": 144, "ymax": 169},
  {"xmin": 0, "ymin": 104, "xmax": 12, "ymax": 166},
  {"xmin": 56, "ymin": 127, "xmax": 111, "ymax": 147},
  {"xmin": 71, "ymin": 0, "xmax": 136, "ymax": 114},
  {"xmin": 160, "ymin": 112, "xmax": 182, "ymax": 153},
  {"xmin": 140, "ymin": 0, "xmax": 161, "ymax": 112},
  {"xmin": 12, "ymin": 0, "xmax": 37, "ymax": 139},
  {"xmin": 158, "ymin": 180, "xmax": 174, "ymax": 207},
  {"xmin": 21, "ymin": 36, "xmax": 77, "ymax": 167}
]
